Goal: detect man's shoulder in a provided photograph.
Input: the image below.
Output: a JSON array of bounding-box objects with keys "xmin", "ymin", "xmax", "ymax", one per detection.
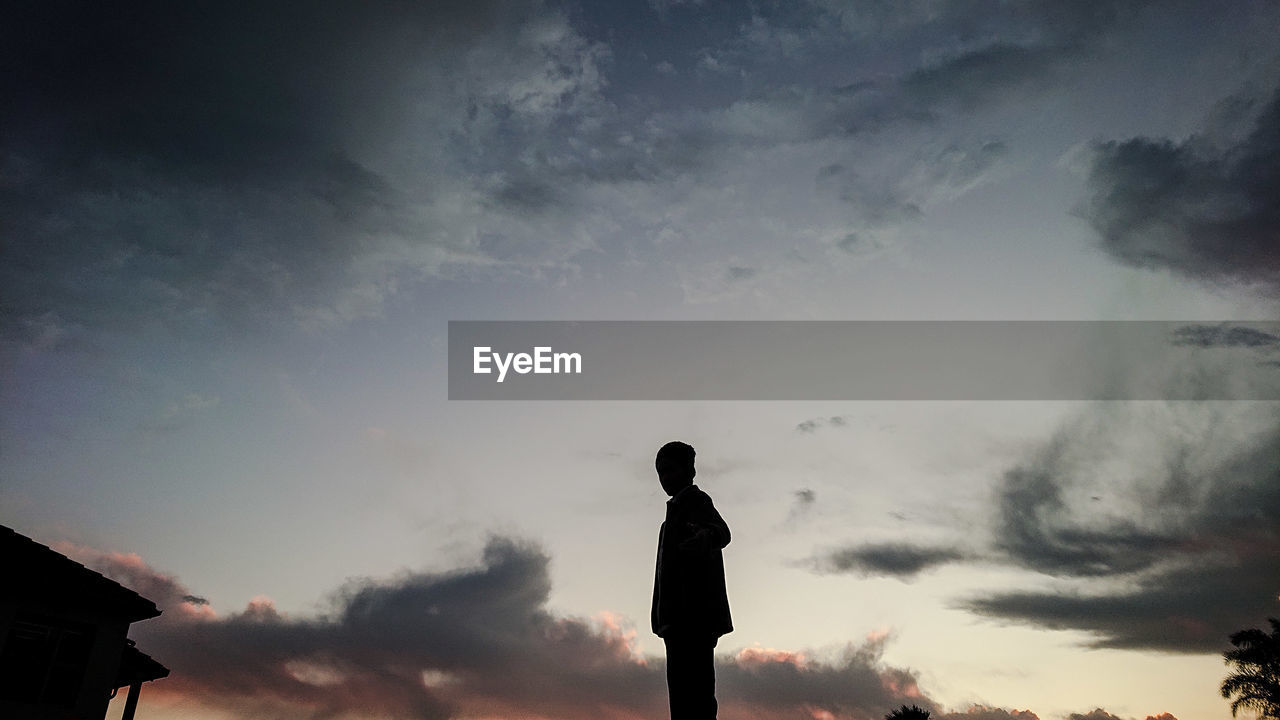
[{"xmin": 681, "ymin": 484, "xmax": 714, "ymax": 505}]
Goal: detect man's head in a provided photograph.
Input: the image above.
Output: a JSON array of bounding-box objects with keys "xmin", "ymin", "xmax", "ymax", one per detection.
[{"xmin": 655, "ymin": 441, "xmax": 696, "ymax": 496}]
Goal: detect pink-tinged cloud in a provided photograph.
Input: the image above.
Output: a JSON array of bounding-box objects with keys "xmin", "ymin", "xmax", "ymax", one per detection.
[
  {"xmin": 880, "ymin": 673, "xmax": 925, "ymax": 700},
  {"xmin": 595, "ymin": 610, "xmax": 644, "ymax": 663},
  {"xmin": 53, "ymin": 541, "xmax": 216, "ymax": 621},
  {"xmin": 938, "ymin": 707, "xmax": 1040, "ymax": 720},
  {"xmin": 736, "ymin": 645, "xmax": 808, "ymax": 668},
  {"xmin": 75, "ymin": 535, "xmax": 944, "ymax": 720}
]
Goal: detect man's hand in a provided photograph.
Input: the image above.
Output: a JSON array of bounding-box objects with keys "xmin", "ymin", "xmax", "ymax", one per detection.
[{"xmin": 678, "ymin": 524, "xmax": 715, "ymax": 553}]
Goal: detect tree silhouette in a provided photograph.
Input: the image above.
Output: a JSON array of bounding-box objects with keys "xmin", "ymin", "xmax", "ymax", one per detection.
[
  {"xmin": 886, "ymin": 704, "xmax": 931, "ymax": 720},
  {"xmin": 1221, "ymin": 617, "xmax": 1280, "ymax": 719}
]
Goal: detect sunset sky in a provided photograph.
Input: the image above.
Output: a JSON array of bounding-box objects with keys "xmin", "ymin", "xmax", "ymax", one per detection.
[{"xmin": 3, "ymin": 1, "xmax": 1280, "ymax": 719}]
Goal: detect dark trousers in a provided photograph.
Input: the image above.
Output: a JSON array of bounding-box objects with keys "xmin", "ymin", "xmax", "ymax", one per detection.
[{"xmin": 663, "ymin": 634, "xmax": 717, "ymax": 720}]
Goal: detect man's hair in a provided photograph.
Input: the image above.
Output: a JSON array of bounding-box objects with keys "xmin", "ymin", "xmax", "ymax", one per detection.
[{"xmin": 655, "ymin": 441, "xmax": 696, "ymax": 470}]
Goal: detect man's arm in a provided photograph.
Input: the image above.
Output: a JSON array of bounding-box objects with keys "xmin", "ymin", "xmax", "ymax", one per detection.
[{"xmin": 682, "ymin": 493, "xmax": 730, "ymax": 550}]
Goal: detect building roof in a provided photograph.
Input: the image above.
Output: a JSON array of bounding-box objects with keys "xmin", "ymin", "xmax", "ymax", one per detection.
[
  {"xmin": 114, "ymin": 643, "xmax": 170, "ymax": 688},
  {"xmin": 1, "ymin": 525, "xmax": 161, "ymax": 623}
]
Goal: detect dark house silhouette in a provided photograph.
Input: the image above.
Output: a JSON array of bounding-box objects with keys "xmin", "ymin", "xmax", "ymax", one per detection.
[{"xmin": 1, "ymin": 525, "xmax": 169, "ymax": 720}]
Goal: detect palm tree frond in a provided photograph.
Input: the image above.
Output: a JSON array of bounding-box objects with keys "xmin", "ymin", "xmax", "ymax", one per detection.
[{"xmin": 1223, "ymin": 619, "xmax": 1280, "ymax": 719}]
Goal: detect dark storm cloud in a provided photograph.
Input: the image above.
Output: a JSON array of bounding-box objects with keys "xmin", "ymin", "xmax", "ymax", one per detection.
[
  {"xmin": 1081, "ymin": 83, "xmax": 1280, "ymax": 292},
  {"xmin": 0, "ymin": 0, "xmax": 1244, "ymax": 346},
  {"xmin": 73, "ymin": 535, "xmax": 940, "ymax": 720},
  {"xmin": 0, "ymin": 0, "xmax": 1175, "ymax": 345},
  {"xmin": 0, "ymin": 0, "xmax": 607, "ymax": 342},
  {"xmin": 964, "ymin": 407, "xmax": 1280, "ymax": 652},
  {"xmin": 812, "ymin": 543, "xmax": 968, "ymax": 579}
]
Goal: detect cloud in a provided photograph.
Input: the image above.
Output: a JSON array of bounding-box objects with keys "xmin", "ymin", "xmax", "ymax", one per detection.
[
  {"xmin": 816, "ymin": 163, "xmax": 924, "ymax": 227},
  {"xmin": 718, "ymin": 638, "xmax": 932, "ymax": 719},
  {"xmin": 934, "ymin": 708, "xmax": 1173, "ymax": 720},
  {"xmin": 1171, "ymin": 324, "xmax": 1280, "ymax": 349},
  {"xmin": 728, "ymin": 0, "xmax": 1151, "ymax": 117},
  {"xmin": 937, "ymin": 708, "xmax": 1041, "ymax": 720},
  {"xmin": 75, "ymin": 535, "xmax": 944, "ymax": 720},
  {"xmin": 901, "ymin": 43, "xmax": 1062, "ymax": 111},
  {"xmin": 810, "ymin": 543, "xmax": 968, "ymax": 580},
  {"xmin": 807, "ymin": 140, "xmax": 1008, "ymax": 255},
  {"xmin": 964, "ymin": 404, "xmax": 1280, "ymax": 652},
  {"xmin": 0, "ymin": 0, "xmax": 1167, "ymax": 343},
  {"xmin": 647, "ymin": 0, "xmax": 704, "ymax": 17},
  {"xmin": 53, "ymin": 542, "xmax": 216, "ymax": 622},
  {"xmin": 795, "ymin": 404, "xmax": 1278, "ymax": 652},
  {"xmin": 796, "ymin": 415, "xmax": 850, "ymax": 433},
  {"xmin": 992, "ymin": 426, "xmax": 1178, "ymax": 578},
  {"xmin": 1080, "ymin": 83, "xmax": 1280, "ymax": 293},
  {"xmin": 137, "ymin": 392, "xmax": 221, "ymax": 436},
  {"xmin": 93, "ymin": 537, "xmax": 659, "ymax": 719},
  {"xmin": 885, "ymin": 2, "xmax": 1146, "ymax": 111},
  {"xmin": 1067, "ymin": 711, "xmax": 1123, "ymax": 720},
  {"xmin": 781, "ymin": 488, "xmax": 819, "ymax": 529},
  {"xmin": 0, "ymin": 0, "xmax": 609, "ymax": 343}
]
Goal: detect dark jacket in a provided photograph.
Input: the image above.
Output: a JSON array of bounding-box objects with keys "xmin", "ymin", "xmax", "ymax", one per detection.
[{"xmin": 651, "ymin": 484, "xmax": 733, "ymax": 638}]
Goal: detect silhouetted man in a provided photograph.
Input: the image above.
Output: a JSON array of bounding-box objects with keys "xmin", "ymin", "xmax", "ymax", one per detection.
[{"xmin": 651, "ymin": 441, "xmax": 732, "ymax": 720}]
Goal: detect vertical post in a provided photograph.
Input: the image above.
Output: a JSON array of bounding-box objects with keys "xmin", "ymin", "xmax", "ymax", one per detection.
[{"xmin": 121, "ymin": 681, "xmax": 142, "ymax": 720}]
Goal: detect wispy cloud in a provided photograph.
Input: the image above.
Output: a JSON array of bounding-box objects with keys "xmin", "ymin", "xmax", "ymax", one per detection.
[
  {"xmin": 800, "ymin": 403, "xmax": 1280, "ymax": 652},
  {"xmin": 809, "ymin": 542, "xmax": 970, "ymax": 580},
  {"xmin": 1171, "ymin": 324, "xmax": 1280, "ymax": 349},
  {"xmin": 963, "ymin": 405, "xmax": 1280, "ymax": 652}
]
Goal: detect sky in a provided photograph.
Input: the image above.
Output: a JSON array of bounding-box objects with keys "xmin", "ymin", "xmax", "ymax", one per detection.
[{"xmin": 2, "ymin": 1, "xmax": 1280, "ymax": 719}]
